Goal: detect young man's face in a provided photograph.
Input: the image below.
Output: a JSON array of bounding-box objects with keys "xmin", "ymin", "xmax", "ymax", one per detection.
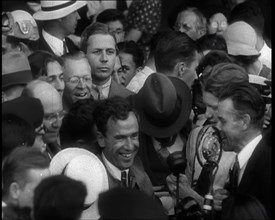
[
  {"xmin": 17, "ymin": 168, "xmax": 50, "ymax": 208},
  {"xmin": 118, "ymin": 52, "xmax": 137, "ymax": 86},
  {"xmin": 107, "ymin": 20, "xmax": 125, "ymax": 43},
  {"xmin": 86, "ymin": 34, "xmax": 117, "ymax": 84},
  {"xmin": 99, "ymin": 112, "xmax": 139, "ymax": 170}
]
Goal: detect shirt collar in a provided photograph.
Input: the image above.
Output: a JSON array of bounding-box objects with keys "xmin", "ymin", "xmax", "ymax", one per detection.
[
  {"xmin": 101, "ymin": 152, "xmax": 129, "ymax": 181},
  {"xmin": 42, "ymin": 29, "xmax": 65, "ymax": 56},
  {"xmin": 237, "ymin": 134, "xmax": 262, "ymax": 168}
]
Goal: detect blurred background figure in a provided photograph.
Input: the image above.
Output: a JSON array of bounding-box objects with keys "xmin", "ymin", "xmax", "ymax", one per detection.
[
  {"xmin": 33, "ymin": 175, "xmax": 87, "ymax": 220},
  {"xmin": 2, "ymin": 51, "xmax": 33, "ymax": 103}
]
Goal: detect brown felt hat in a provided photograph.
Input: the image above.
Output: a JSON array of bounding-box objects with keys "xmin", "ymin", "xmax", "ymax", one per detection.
[{"xmin": 133, "ymin": 73, "xmax": 192, "ymax": 138}]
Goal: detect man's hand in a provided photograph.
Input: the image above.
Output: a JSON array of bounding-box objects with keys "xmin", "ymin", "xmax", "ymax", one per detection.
[{"xmin": 213, "ymin": 188, "xmax": 229, "ymax": 211}]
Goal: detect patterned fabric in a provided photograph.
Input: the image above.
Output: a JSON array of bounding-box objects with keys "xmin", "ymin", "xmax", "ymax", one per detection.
[{"xmin": 125, "ymin": 0, "xmax": 161, "ymax": 45}]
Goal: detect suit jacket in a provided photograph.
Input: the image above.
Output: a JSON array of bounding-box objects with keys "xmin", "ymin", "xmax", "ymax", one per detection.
[
  {"xmin": 97, "ymin": 153, "xmax": 154, "ymax": 197},
  {"xmin": 108, "ymin": 79, "xmax": 134, "ymax": 99},
  {"xmin": 236, "ymin": 135, "xmax": 271, "ymax": 216},
  {"xmin": 38, "ymin": 32, "xmax": 79, "ymax": 56}
]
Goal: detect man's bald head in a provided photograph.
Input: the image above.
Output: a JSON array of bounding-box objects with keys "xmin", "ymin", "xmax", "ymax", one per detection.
[{"xmin": 22, "ymin": 80, "xmax": 64, "ymax": 144}]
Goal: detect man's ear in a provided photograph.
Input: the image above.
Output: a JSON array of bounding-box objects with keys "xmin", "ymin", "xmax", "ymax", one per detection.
[
  {"xmin": 242, "ymin": 114, "xmax": 251, "ymax": 130},
  {"xmin": 198, "ymin": 29, "xmax": 206, "ymax": 39},
  {"xmin": 175, "ymin": 62, "xmax": 186, "ymax": 78},
  {"xmin": 9, "ymin": 182, "xmax": 21, "ymax": 200},
  {"xmin": 97, "ymin": 131, "xmax": 106, "ymax": 148}
]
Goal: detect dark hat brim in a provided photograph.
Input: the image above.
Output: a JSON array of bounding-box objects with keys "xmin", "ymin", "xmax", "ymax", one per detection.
[{"xmin": 133, "ymin": 76, "xmax": 192, "ymax": 138}]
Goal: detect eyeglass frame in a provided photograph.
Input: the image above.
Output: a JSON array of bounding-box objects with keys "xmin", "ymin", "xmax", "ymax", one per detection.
[
  {"xmin": 66, "ymin": 75, "xmax": 92, "ymax": 86},
  {"xmin": 43, "ymin": 110, "xmax": 67, "ymax": 124}
]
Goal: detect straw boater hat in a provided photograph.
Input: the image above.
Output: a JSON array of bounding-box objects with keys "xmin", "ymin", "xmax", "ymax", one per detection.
[
  {"xmin": 33, "ymin": 0, "xmax": 87, "ymax": 21},
  {"xmin": 50, "ymin": 148, "xmax": 109, "ymax": 220}
]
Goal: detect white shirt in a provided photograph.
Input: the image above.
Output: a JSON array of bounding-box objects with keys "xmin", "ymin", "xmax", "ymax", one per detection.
[
  {"xmin": 42, "ymin": 29, "xmax": 67, "ymax": 56},
  {"xmin": 126, "ymin": 66, "xmax": 155, "ymax": 93},
  {"xmin": 91, "ymin": 77, "xmax": 112, "ymax": 100},
  {"xmin": 237, "ymin": 134, "xmax": 262, "ymax": 184},
  {"xmin": 259, "ymin": 41, "xmax": 271, "ymax": 69},
  {"xmin": 102, "ymin": 152, "xmax": 129, "ymax": 181}
]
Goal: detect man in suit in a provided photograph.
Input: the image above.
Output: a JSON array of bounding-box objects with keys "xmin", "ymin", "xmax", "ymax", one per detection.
[
  {"xmin": 80, "ymin": 22, "xmax": 133, "ymax": 100},
  {"xmin": 213, "ymin": 82, "xmax": 271, "ymax": 217},
  {"xmin": 93, "ymin": 96, "xmax": 154, "ymax": 197},
  {"xmin": 33, "ymin": 0, "xmax": 86, "ymax": 56}
]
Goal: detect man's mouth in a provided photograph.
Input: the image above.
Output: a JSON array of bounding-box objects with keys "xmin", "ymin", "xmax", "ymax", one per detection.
[
  {"xmin": 120, "ymin": 153, "xmax": 132, "ymax": 159},
  {"xmin": 75, "ymin": 92, "xmax": 88, "ymax": 98}
]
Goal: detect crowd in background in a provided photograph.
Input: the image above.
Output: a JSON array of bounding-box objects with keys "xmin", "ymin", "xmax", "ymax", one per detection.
[{"xmin": 2, "ymin": 0, "xmax": 271, "ymax": 220}]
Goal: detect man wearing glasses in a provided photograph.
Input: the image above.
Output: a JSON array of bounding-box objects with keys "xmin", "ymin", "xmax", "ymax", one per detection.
[
  {"xmin": 62, "ymin": 51, "xmax": 93, "ymax": 111},
  {"xmin": 22, "ymin": 80, "xmax": 65, "ymax": 158}
]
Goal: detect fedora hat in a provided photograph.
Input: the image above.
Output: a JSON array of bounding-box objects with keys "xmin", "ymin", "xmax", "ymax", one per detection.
[
  {"xmin": 33, "ymin": 1, "xmax": 87, "ymax": 21},
  {"xmin": 50, "ymin": 148, "xmax": 109, "ymax": 220},
  {"xmin": 2, "ymin": 51, "xmax": 33, "ymax": 90},
  {"xmin": 133, "ymin": 73, "xmax": 192, "ymax": 138}
]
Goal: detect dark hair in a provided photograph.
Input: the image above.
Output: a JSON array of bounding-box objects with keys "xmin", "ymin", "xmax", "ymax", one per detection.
[
  {"xmin": 28, "ymin": 50, "xmax": 64, "ymax": 79},
  {"xmin": 196, "ymin": 50, "xmax": 235, "ymax": 81},
  {"xmin": 222, "ymin": 193, "xmax": 269, "ymax": 220},
  {"xmin": 98, "ymin": 187, "xmax": 167, "ymax": 219},
  {"xmin": 196, "ymin": 34, "xmax": 227, "ymax": 54},
  {"xmin": 33, "ymin": 175, "xmax": 87, "ymax": 220},
  {"xmin": 80, "ymin": 22, "xmax": 117, "ymax": 53},
  {"xmin": 60, "ymin": 98, "xmax": 98, "ymax": 148},
  {"xmin": 228, "ymin": 1, "xmax": 264, "ymax": 35},
  {"xmin": 2, "ymin": 114, "xmax": 35, "ymax": 160},
  {"xmin": 117, "ymin": 41, "xmax": 144, "ymax": 67},
  {"xmin": 6, "ymin": 35, "xmax": 39, "ymax": 52},
  {"xmin": 203, "ymin": 63, "xmax": 249, "ymax": 97},
  {"xmin": 155, "ymin": 30, "xmax": 198, "ymax": 73},
  {"xmin": 93, "ymin": 96, "xmax": 137, "ymax": 136},
  {"xmin": 2, "ymin": 147, "xmax": 50, "ymax": 198},
  {"xmin": 218, "ymin": 82, "xmax": 265, "ymax": 129},
  {"xmin": 229, "ymin": 54, "xmax": 261, "ymax": 68},
  {"xmin": 96, "ymin": 9, "xmax": 126, "ymax": 27}
]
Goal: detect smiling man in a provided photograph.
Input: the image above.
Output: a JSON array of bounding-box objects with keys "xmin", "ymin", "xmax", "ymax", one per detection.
[
  {"xmin": 80, "ymin": 22, "xmax": 133, "ymax": 100},
  {"xmin": 62, "ymin": 51, "xmax": 93, "ymax": 111},
  {"xmin": 93, "ymin": 96, "xmax": 154, "ymax": 196}
]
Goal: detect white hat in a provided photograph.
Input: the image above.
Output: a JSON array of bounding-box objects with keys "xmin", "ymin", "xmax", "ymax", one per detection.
[
  {"xmin": 33, "ymin": 1, "xmax": 87, "ymax": 21},
  {"xmin": 50, "ymin": 148, "xmax": 109, "ymax": 220},
  {"xmin": 2, "ymin": 10, "xmax": 39, "ymax": 41},
  {"xmin": 223, "ymin": 21, "xmax": 260, "ymax": 56}
]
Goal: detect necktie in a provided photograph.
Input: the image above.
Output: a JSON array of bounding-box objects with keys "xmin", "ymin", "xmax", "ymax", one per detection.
[
  {"xmin": 117, "ymin": 0, "xmax": 127, "ymax": 13},
  {"xmin": 121, "ymin": 171, "xmax": 127, "ymax": 187},
  {"xmin": 63, "ymin": 39, "xmax": 68, "ymax": 55},
  {"xmin": 229, "ymin": 155, "xmax": 240, "ymax": 193},
  {"xmin": 95, "ymin": 85, "xmax": 105, "ymax": 100}
]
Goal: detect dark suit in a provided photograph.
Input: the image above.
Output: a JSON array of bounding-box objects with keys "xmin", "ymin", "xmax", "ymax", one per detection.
[
  {"xmin": 98, "ymin": 153, "xmax": 154, "ymax": 197},
  {"xmin": 108, "ymin": 79, "xmax": 134, "ymax": 99},
  {"xmin": 38, "ymin": 31, "xmax": 79, "ymax": 56},
  {"xmin": 236, "ymin": 136, "xmax": 271, "ymax": 216}
]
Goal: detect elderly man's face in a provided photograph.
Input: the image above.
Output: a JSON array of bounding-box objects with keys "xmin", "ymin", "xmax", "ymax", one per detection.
[
  {"xmin": 17, "ymin": 168, "xmax": 50, "ymax": 208},
  {"xmin": 216, "ymin": 98, "xmax": 244, "ymax": 151},
  {"xmin": 42, "ymin": 88, "xmax": 64, "ymax": 144},
  {"xmin": 63, "ymin": 58, "xmax": 92, "ymax": 105},
  {"xmin": 174, "ymin": 11, "xmax": 205, "ymax": 40},
  {"xmin": 99, "ymin": 112, "xmax": 139, "ymax": 170},
  {"xmin": 86, "ymin": 34, "xmax": 117, "ymax": 84}
]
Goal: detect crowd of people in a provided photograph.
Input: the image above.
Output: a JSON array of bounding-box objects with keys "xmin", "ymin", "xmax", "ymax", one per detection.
[{"xmin": 2, "ymin": 0, "xmax": 271, "ymax": 220}]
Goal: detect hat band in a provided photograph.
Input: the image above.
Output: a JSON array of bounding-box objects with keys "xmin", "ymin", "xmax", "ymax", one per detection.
[
  {"xmin": 42, "ymin": 0, "xmax": 76, "ymax": 11},
  {"xmin": 144, "ymin": 95, "xmax": 182, "ymax": 128},
  {"xmin": 2, "ymin": 70, "xmax": 32, "ymax": 89}
]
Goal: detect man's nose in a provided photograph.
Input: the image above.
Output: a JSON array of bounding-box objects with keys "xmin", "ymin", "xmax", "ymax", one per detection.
[{"xmin": 100, "ymin": 52, "xmax": 108, "ymax": 62}]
